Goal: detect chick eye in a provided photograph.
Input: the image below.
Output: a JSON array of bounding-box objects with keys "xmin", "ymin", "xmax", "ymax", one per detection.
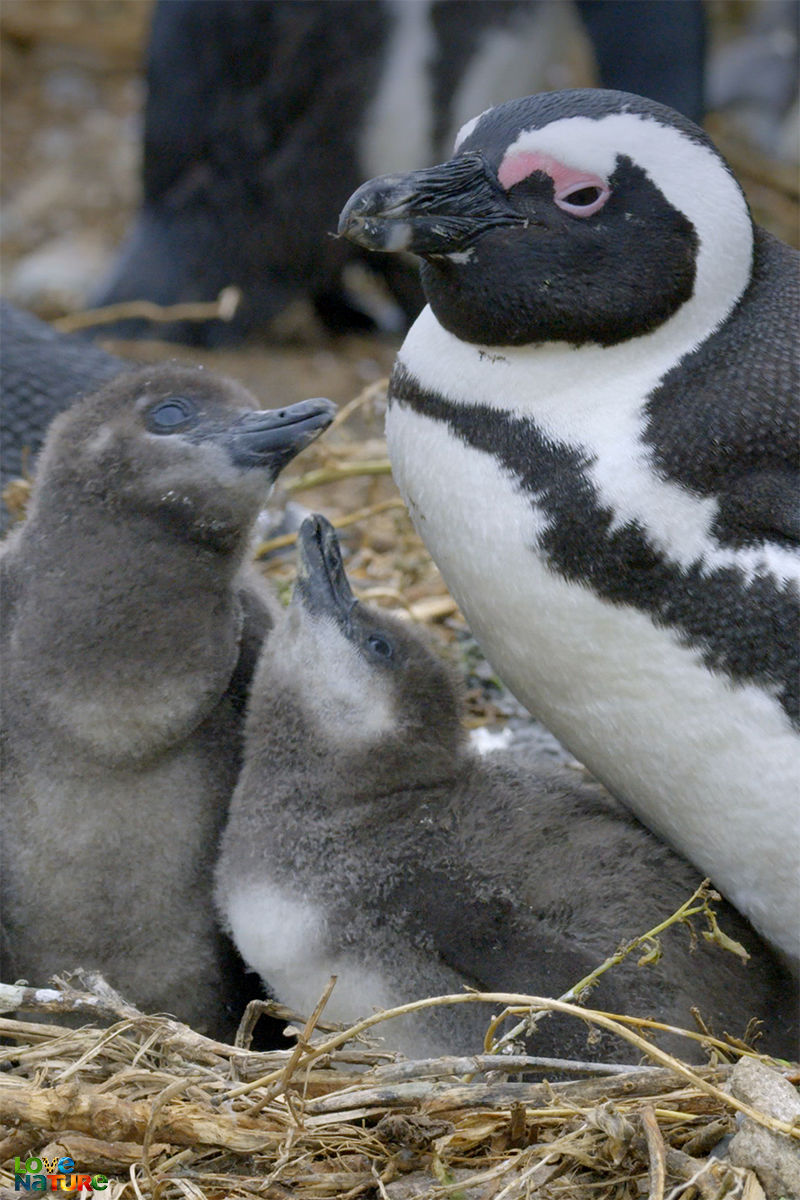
[
  {"xmin": 554, "ymin": 183, "xmax": 610, "ymax": 217},
  {"xmin": 367, "ymin": 634, "xmax": 394, "ymax": 661},
  {"xmin": 146, "ymin": 397, "xmax": 197, "ymax": 433}
]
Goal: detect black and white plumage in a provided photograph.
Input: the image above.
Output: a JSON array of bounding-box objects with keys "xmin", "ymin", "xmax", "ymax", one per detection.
[
  {"xmin": 339, "ymin": 89, "xmax": 800, "ymax": 966},
  {"xmin": 93, "ymin": 1, "xmax": 705, "ymax": 343},
  {"xmin": 215, "ymin": 516, "xmax": 796, "ymax": 1060},
  {"xmin": 0, "ymin": 365, "xmax": 334, "ymax": 1036},
  {"xmin": 0, "ymin": 301, "xmax": 127, "ymax": 517}
]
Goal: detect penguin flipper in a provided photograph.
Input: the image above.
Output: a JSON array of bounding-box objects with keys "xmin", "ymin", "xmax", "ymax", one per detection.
[
  {"xmin": 224, "ymin": 578, "xmax": 277, "ymax": 716},
  {"xmin": 396, "ymin": 866, "xmax": 599, "ymax": 1001},
  {"xmin": 391, "ymin": 866, "xmax": 636, "ymax": 1060}
]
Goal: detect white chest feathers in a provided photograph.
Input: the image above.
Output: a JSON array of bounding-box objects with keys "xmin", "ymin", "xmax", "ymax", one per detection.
[
  {"xmin": 220, "ymin": 881, "xmax": 398, "ymax": 1028},
  {"xmin": 386, "ymin": 323, "xmax": 800, "ymax": 964}
]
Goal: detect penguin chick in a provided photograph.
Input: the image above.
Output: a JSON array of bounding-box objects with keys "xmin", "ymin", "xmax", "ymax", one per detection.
[
  {"xmin": 0, "ymin": 366, "xmax": 335, "ymax": 1036},
  {"xmin": 338, "ymin": 88, "xmax": 800, "ymax": 965},
  {"xmin": 215, "ymin": 516, "xmax": 797, "ymax": 1062}
]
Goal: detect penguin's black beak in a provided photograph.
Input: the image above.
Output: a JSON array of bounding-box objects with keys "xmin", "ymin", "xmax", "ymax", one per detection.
[
  {"xmin": 338, "ymin": 152, "xmax": 521, "ymax": 256},
  {"xmin": 294, "ymin": 514, "xmax": 357, "ymax": 623},
  {"xmin": 225, "ymin": 398, "xmax": 336, "ymax": 473}
]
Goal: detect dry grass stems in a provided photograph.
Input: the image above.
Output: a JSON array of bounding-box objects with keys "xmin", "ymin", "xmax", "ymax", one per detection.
[
  {"xmin": 52, "ymin": 288, "xmax": 243, "ymax": 335},
  {"xmin": 1, "ymin": 884, "xmax": 796, "ymax": 1200}
]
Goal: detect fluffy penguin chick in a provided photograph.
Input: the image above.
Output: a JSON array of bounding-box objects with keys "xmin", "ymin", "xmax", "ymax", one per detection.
[
  {"xmin": 339, "ymin": 88, "xmax": 800, "ymax": 965},
  {"xmin": 216, "ymin": 516, "xmax": 796, "ymax": 1062},
  {"xmin": 0, "ymin": 366, "xmax": 335, "ymax": 1036}
]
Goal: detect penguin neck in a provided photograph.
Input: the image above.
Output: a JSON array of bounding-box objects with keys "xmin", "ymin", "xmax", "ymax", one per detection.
[
  {"xmin": 13, "ymin": 500, "xmax": 249, "ymax": 760},
  {"xmin": 243, "ymin": 682, "xmax": 464, "ymax": 817},
  {"xmin": 398, "ymin": 275, "xmax": 736, "ymax": 425},
  {"xmin": 26, "ymin": 495, "xmax": 251, "ymax": 592}
]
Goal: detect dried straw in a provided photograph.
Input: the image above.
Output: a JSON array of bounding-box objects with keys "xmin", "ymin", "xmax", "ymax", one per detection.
[{"xmin": 0, "ymin": 967, "xmax": 793, "ymax": 1200}]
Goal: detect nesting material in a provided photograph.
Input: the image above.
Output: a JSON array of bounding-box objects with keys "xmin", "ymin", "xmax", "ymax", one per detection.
[{"xmin": 0, "ymin": 973, "xmax": 797, "ymax": 1200}]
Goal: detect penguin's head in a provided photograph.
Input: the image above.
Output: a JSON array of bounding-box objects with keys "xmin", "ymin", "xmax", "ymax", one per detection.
[
  {"xmin": 262, "ymin": 514, "xmax": 466, "ymax": 778},
  {"xmin": 339, "ymin": 89, "xmax": 753, "ymax": 347},
  {"xmin": 34, "ymin": 365, "xmax": 335, "ymax": 550}
]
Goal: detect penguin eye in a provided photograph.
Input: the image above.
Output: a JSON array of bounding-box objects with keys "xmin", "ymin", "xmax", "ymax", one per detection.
[
  {"xmin": 146, "ymin": 397, "xmax": 198, "ymax": 433},
  {"xmin": 366, "ymin": 633, "xmax": 394, "ymax": 661},
  {"xmin": 554, "ymin": 183, "xmax": 610, "ymax": 217}
]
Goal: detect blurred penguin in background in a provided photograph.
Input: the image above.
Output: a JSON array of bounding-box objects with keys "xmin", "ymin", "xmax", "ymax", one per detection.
[{"xmin": 0, "ymin": 301, "xmax": 128, "ymax": 527}]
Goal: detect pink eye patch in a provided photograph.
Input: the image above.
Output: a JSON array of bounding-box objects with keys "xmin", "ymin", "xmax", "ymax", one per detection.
[{"xmin": 497, "ymin": 151, "xmax": 610, "ymax": 216}]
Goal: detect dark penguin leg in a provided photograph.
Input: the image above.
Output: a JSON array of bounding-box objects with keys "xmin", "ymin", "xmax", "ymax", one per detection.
[
  {"xmin": 90, "ymin": 0, "xmax": 391, "ymax": 345},
  {"xmin": 574, "ymin": 0, "xmax": 706, "ymax": 122}
]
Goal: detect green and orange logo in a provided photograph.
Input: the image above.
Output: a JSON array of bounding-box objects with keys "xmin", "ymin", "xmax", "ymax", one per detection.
[{"xmin": 14, "ymin": 1155, "xmax": 109, "ymax": 1192}]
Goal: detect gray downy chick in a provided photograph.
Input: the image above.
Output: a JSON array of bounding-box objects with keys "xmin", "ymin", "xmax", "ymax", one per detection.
[
  {"xmin": 216, "ymin": 516, "xmax": 797, "ymax": 1062},
  {"xmin": 0, "ymin": 365, "xmax": 335, "ymax": 1036}
]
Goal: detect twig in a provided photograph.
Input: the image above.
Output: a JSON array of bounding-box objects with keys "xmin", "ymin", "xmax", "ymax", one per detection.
[
  {"xmin": 0, "ymin": 1079, "xmax": 282, "ymax": 1153},
  {"xmin": 371, "ymin": 1163, "xmax": 391, "ymax": 1200},
  {"xmin": 52, "ymin": 288, "xmax": 241, "ymax": 333},
  {"xmin": 283, "ymin": 459, "xmax": 392, "ymax": 495},
  {"xmin": 234, "ymin": 997, "xmax": 285, "ymax": 1050},
  {"xmin": 642, "ymin": 1106, "xmax": 667, "ymax": 1200},
  {"xmin": 574, "ymin": 1012, "xmax": 767, "ymax": 1058},
  {"xmin": 40, "ymin": 1132, "xmax": 171, "ymax": 1174},
  {"xmin": 300, "ymin": 1071, "xmax": 728, "ymax": 1117},
  {"xmin": 485, "ymin": 880, "xmax": 741, "ymax": 1055},
  {"xmin": 370, "ymin": 1054, "xmax": 653, "ymax": 1082},
  {"xmin": 0, "ymin": 1014, "xmax": 86, "ymax": 1042},
  {"xmin": 255, "ymin": 497, "xmax": 407, "ymax": 556},
  {"xmin": 247, "ymin": 976, "xmax": 338, "ymax": 1117},
  {"xmin": 0, "ymin": 977, "xmax": 139, "ymax": 1020},
  {"xmin": 141, "ymin": 1076, "xmax": 207, "ymax": 1183},
  {"xmin": 214, "ymin": 990, "xmax": 800, "ymax": 1140},
  {"xmin": 0, "ymin": 976, "xmax": 288, "ymax": 1071}
]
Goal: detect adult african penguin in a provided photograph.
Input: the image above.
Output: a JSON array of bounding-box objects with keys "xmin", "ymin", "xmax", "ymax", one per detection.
[
  {"xmin": 216, "ymin": 515, "xmax": 796, "ymax": 1061},
  {"xmin": 338, "ymin": 88, "xmax": 800, "ymax": 967},
  {"xmin": 0, "ymin": 364, "xmax": 335, "ymax": 1036}
]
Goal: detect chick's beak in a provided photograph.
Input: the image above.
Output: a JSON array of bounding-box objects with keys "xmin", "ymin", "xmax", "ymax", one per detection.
[
  {"xmin": 225, "ymin": 398, "xmax": 336, "ymax": 474},
  {"xmin": 294, "ymin": 513, "xmax": 357, "ymax": 623}
]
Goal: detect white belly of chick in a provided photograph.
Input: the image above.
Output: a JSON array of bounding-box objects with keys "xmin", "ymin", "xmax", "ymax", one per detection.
[{"xmin": 223, "ymin": 881, "xmax": 399, "ymax": 1028}]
